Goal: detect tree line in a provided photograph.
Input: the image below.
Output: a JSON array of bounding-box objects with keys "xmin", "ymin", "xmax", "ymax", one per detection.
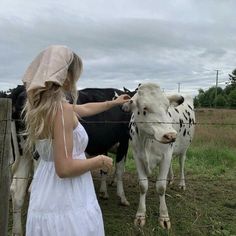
[{"xmin": 194, "ymin": 70, "xmax": 236, "ymax": 108}]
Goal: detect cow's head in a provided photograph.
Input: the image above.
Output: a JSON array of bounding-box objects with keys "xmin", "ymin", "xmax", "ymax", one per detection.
[{"xmin": 123, "ymin": 83, "xmax": 184, "ymax": 144}]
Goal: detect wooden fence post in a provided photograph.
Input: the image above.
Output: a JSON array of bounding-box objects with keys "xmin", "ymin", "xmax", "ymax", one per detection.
[{"xmin": 0, "ymin": 98, "xmax": 12, "ymax": 236}]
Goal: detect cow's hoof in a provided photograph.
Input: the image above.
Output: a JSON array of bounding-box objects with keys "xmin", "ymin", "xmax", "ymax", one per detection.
[
  {"xmin": 179, "ymin": 184, "xmax": 186, "ymax": 190},
  {"xmin": 99, "ymin": 192, "xmax": 109, "ymax": 199},
  {"xmin": 109, "ymin": 180, "xmax": 117, "ymax": 187},
  {"xmin": 134, "ymin": 215, "xmax": 146, "ymax": 227},
  {"xmin": 159, "ymin": 217, "xmax": 171, "ymax": 229},
  {"xmin": 120, "ymin": 198, "xmax": 130, "ymax": 206},
  {"xmin": 167, "ymin": 179, "xmax": 174, "ymax": 185}
]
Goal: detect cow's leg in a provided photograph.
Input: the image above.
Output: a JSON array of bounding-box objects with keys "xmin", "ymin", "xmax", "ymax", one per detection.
[
  {"xmin": 28, "ymin": 158, "xmax": 39, "ymax": 193},
  {"xmin": 179, "ymin": 152, "xmax": 187, "ymax": 190},
  {"xmin": 134, "ymin": 156, "xmax": 148, "ymax": 227},
  {"xmin": 110, "ymin": 165, "xmax": 117, "ymax": 186},
  {"xmin": 167, "ymin": 162, "xmax": 174, "ymax": 185},
  {"xmin": 99, "ymin": 156, "xmax": 129, "ymax": 206},
  {"xmin": 115, "ymin": 157, "xmax": 129, "ymax": 206},
  {"xmin": 10, "ymin": 152, "xmax": 33, "ymax": 236},
  {"xmin": 156, "ymin": 154, "xmax": 172, "ymax": 229},
  {"xmin": 110, "ymin": 139, "xmax": 129, "ymax": 206},
  {"xmin": 99, "ymin": 170, "xmax": 109, "ymax": 199}
]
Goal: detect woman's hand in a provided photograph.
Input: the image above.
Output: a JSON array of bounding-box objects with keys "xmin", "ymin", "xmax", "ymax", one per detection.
[
  {"xmin": 96, "ymin": 155, "xmax": 113, "ymax": 173},
  {"xmin": 114, "ymin": 94, "xmax": 131, "ymax": 105}
]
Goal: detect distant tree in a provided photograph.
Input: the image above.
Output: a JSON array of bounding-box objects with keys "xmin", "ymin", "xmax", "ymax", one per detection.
[
  {"xmin": 7, "ymin": 85, "xmax": 25, "ymax": 102},
  {"xmin": 215, "ymin": 94, "xmax": 227, "ymax": 107},
  {"xmin": 194, "ymin": 69, "xmax": 236, "ymax": 109},
  {"xmin": 0, "ymin": 90, "xmax": 8, "ymax": 98},
  {"xmin": 228, "ymin": 89, "xmax": 236, "ymax": 108},
  {"xmin": 224, "ymin": 84, "xmax": 233, "ymax": 95},
  {"xmin": 225, "ymin": 68, "xmax": 236, "ymax": 95},
  {"xmin": 200, "ymin": 87, "xmax": 218, "ymax": 107},
  {"xmin": 193, "ymin": 96, "xmax": 200, "ymax": 108},
  {"xmin": 194, "ymin": 89, "xmax": 205, "ymax": 108},
  {"xmin": 194, "ymin": 87, "xmax": 225, "ymax": 108},
  {"xmin": 228, "ymin": 68, "xmax": 236, "ymax": 85}
]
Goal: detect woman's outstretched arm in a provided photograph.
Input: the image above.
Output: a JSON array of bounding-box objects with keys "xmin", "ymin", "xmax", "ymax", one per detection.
[{"xmin": 73, "ymin": 94, "xmax": 130, "ymax": 117}]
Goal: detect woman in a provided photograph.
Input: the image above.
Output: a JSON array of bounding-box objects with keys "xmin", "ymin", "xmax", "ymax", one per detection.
[{"xmin": 22, "ymin": 45, "xmax": 130, "ymax": 236}]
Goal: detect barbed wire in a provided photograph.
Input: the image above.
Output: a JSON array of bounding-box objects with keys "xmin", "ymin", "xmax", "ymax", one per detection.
[
  {"xmin": 1, "ymin": 118, "xmax": 236, "ymax": 126},
  {"xmin": 3, "ymin": 116, "xmax": 236, "ymax": 186},
  {"xmin": 10, "ymin": 176, "xmax": 236, "ymax": 182}
]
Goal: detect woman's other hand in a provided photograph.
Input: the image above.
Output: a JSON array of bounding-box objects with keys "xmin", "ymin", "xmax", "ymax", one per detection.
[{"xmin": 96, "ymin": 155, "xmax": 113, "ymax": 173}]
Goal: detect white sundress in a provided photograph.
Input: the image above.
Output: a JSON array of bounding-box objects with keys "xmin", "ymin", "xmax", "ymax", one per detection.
[{"xmin": 26, "ymin": 123, "xmax": 105, "ymax": 236}]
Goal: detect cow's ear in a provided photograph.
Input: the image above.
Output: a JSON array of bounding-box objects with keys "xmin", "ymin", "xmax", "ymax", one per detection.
[
  {"xmin": 123, "ymin": 87, "xmax": 131, "ymax": 93},
  {"xmin": 167, "ymin": 95, "xmax": 184, "ymax": 107}
]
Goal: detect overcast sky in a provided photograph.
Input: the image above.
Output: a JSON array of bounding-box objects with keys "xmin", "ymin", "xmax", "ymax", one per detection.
[{"xmin": 0, "ymin": 0, "xmax": 236, "ymax": 95}]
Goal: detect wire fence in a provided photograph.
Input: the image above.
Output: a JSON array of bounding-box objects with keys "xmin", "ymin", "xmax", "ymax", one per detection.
[
  {"xmin": 9, "ymin": 176, "xmax": 236, "ymax": 182},
  {"xmin": 1, "ymin": 118, "xmax": 236, "ymax": 126},
  {"xmin": 4, "ymin": 117, "xmax": 236, "ymax": 182}
]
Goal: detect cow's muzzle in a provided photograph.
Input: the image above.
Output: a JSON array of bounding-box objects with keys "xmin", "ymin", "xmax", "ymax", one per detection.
[{"xmin": 162, "ymin": 132, "xmax": 177, "ymax": 144}]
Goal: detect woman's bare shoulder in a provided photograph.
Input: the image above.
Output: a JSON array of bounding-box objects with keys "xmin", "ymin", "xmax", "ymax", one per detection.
[
  {"xmin": 54, "ymin": 102, "xmax": 74, "ymax": 125},
  {"xmin": 61, "ymin": 102, "xmax": 73, "ymax": 111},
  {"xmin": 61, "ymin": 102, "xmax": 79, "ymax": 127}
]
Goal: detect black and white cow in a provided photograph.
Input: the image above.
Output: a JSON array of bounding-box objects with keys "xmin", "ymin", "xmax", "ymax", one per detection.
[
  {"xmin": 77, "ymin": 88, "xmax": 135, "ymax": 204},
  {"xmin": 122, "ymin": 83, "xmax": 195, "ymax": 229},
  {"xmin": 9, "ymin": 85, "xmax": 135, "ymax": 235},
  {"xmin": 167, "ymin": 94, "xmax": 195, "ymax": 190}
]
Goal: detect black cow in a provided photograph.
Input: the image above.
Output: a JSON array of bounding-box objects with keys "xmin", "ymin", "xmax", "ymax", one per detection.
[{"xmin": 77, "ymin": 88, "xmax": 136, "ymax": 204}]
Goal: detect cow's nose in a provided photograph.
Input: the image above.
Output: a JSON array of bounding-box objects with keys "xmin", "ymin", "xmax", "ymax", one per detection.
[{"xmin": 163, "ymin": 132, "xmax": 177, "ymax": 143}]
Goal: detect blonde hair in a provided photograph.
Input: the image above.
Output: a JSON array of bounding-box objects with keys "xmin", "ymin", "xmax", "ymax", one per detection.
[{"xmin": 23, "ymin": 69, "xmax": 78, "ymax": 153}]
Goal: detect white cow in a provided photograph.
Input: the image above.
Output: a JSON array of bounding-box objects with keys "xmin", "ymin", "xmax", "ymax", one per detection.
[{"xmin": 122, "ymin": 82, "xmax": 195, "ymax": 229}]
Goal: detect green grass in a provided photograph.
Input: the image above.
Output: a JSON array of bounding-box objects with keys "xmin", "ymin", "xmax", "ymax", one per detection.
[
  {"xmin": 125, "ymin": 144, "xmax": 236, "ymax": 178},
  {"xmin": 186, "ymin": 146, "xmax": 236, "ymax": 178}
]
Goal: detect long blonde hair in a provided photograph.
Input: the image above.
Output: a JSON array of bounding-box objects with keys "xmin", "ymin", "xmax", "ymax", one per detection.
[{"xmin": 23, "ymin": 70, "xmax": 78, "ymax": 153}]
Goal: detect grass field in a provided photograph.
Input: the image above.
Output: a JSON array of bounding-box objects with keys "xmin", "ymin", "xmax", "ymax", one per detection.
[{"xmin": 8, "ymin": 109, "xmax": 236, "ymax": 236}]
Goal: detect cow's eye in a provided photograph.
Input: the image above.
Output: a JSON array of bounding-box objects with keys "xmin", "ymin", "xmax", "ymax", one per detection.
[{"xmin": 143, "ymin": 106, "xmax": 152, "ymax": 113}]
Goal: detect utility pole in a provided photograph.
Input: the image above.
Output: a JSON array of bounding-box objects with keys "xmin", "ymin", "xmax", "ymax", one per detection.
[
  {"xmin": 177, "ymin": 82, "xmax": 181, "ymax": 93},
  {"xmin": 215, "ymin": 69, "xmax": 220, "ymax": 108}
]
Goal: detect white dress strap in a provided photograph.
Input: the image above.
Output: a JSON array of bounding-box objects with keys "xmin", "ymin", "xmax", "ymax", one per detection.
[{"xmin": 60, "ymin": 102, "xmax": 69, "ymax": 158}]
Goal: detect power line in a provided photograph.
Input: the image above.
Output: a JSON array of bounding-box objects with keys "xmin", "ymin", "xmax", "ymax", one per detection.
[{"xmin": 177, "ymin": 83, "xmax": 181, "ymax": 93}]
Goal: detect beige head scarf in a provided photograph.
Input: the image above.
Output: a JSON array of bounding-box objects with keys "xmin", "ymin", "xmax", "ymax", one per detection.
[{"xmin": 22, "ymin": 45, "xmax": 82, "ymax": 99}]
